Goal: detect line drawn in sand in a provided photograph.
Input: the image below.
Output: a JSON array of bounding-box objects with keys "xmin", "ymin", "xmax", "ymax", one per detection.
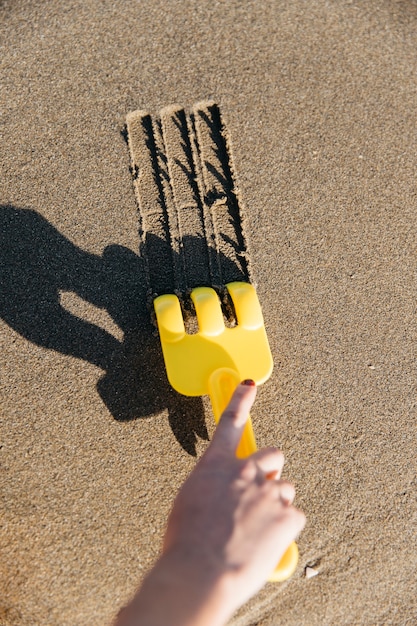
[{"xmin": 125, "ymin": 102, "xmax": 253, "ymax": 316}]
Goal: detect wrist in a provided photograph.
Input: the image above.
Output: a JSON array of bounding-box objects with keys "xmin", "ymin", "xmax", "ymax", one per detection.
[{"xmin": 115, "ymin": 547, "xmax": 235, "ymax": 626}]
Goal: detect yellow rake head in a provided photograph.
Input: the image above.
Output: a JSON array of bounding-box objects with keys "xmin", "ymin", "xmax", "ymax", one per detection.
[{"xmin": 154, "ymin": 282, "xmax": 273, "ymax": 396}]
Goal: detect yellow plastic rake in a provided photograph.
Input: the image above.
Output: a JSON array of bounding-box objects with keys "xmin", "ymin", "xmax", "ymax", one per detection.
[{"xmin": 154, "ymin": 282, "xmax": 298, "ymax": 582}]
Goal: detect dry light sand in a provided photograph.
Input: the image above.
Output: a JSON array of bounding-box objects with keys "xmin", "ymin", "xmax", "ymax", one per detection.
[{"xmin": 1, "ymin": 1, "xmax": 417, "ymax": 624}]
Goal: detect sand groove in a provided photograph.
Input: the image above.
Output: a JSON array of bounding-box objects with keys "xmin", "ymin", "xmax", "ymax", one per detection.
[{"xmin": 126, "ymin": 102, "xmax": 252, "ymax": 302}]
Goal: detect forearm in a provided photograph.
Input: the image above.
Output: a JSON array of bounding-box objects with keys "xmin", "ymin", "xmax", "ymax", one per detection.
[{"xmin": 114, "ymin": 549, "xmax": 233, "ymax": 626}]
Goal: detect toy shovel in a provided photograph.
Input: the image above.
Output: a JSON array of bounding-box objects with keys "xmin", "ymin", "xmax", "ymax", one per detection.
[{"xmin": 154, "ymin": 281, "xmax": 299, "ymax": 581}]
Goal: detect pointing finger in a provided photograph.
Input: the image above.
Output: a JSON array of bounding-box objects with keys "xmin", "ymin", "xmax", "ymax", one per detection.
[{"xmin": 208, "ymin": 380, "xmax": 257, "ymax": 456}]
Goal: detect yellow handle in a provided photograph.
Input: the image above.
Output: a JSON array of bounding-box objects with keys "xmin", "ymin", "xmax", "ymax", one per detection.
[{"xmin": 208, "ymin": 368, "xmax": 299, "ymax": 582}]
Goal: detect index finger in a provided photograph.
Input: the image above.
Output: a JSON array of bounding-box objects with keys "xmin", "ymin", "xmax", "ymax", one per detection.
[{"xmin": 208, "ymin": 381, "xmax": 257, "ymax": 456}]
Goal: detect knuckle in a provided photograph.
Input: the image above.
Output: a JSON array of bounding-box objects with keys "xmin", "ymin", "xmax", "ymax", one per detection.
[
  {"xmin": 275, "ymin": 449, "xmax": 285, "ymax": 463},
  {"xmin": 278, "ymin": 478, "xmax": 294, "ymax": 490},
  {"xmin": 221, "ymin": 409, "xmax": 237, "ymax": 422},
  {"xmin": 265, "ymin": 446, "xmax": 283, "ymax": 458},
  {"xmin": 294, "ymin": 508, "xmax": 307, "ymax": 526},
  {"xmin": 238, "ymin": 458, "xmax": 257, "ymax": 481},
  {"xmin": 270, "ymin": 449, "xmax": 285, "ymax": 466},
  {"xmin": 258, "ymin": 446, "xmax": 283, "ymax": 458},
  {"xmin": 279, "ymin": 480, "xmax": 295, "ymax": 499},
  {"xmin": 261, "ymin": 480, "xmax": 280, "ymax": 498},
  {"xmin": 260, "ymin": 448, "xmax": 284, "ymax": 467}
]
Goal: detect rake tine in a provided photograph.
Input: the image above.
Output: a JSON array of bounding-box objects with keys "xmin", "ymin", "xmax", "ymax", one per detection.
[
  {"xmin": 191, "ymin": 287, "xmax": 225, "ymax": 337},
  {"xmin": 227, "ymin": 282, "xmax": 263, "ymax": 330},
  {"xmin": 154, "ymin": 294, "xmax": 185, "ymax": 343}
]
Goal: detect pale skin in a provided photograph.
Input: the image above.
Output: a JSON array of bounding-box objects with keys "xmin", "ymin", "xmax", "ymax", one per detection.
[{"xmin": 114, "ymin": 381, "xmax": 306, "ymax": 626}]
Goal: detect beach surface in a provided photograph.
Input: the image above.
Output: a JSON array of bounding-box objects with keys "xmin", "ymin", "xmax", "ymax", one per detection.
[{"xmin": 1, "ymin": 1, "xmax": 416, "ymax": 624}]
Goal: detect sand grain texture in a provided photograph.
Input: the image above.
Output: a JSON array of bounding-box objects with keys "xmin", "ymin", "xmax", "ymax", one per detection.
[{"xmin": 1, "ymin": 1, "xmax": 417, "ymax": 625}]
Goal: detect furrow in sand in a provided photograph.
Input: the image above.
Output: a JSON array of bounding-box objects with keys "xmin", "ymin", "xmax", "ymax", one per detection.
[
  {"xmin": 125, "ymin": 110, "xmax": 175, "ymax": 296},
  {"xmin": 160, "ymin": 106, "xmax": 210, "ymax": 290},
  {"xmin": 192, "ymin": 102, "xmax": 251, "ymax": 285},
  {"xmin": 151, "ymin": 113, "xmax": 184, "ymax": 294},
  {"xmin": 189, "ymin": 109, "xmax": 223, "ymax": 288}
]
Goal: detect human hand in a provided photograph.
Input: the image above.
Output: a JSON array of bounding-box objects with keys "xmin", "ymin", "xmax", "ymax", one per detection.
[
  {"xmin": 163, "ymin": 380, "xmax": 305, "ymax": 612},
  {"xmin": 115, "ymin": 381, "xmax": 305, "ymax": 626}
]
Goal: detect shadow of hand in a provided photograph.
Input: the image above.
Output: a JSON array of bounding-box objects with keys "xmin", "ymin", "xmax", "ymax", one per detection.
[{"xmin": 0, "ymin": 205, "xmax": 207, "ymax": 455}]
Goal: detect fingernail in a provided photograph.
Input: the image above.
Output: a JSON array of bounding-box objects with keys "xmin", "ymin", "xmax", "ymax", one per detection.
[{"xmin": 241, "ymin": 379, "xmax": 256, "ymax": 386}]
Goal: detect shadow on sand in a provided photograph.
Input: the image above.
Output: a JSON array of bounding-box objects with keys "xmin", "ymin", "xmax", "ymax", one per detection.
[{"xmin": 0, "ymin": 204, "xmax": 247, "ymax": 455}]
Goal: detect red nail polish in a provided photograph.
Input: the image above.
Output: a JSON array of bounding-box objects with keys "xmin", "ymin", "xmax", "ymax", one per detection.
[{"xmin": 241, "ymin": 379, "xmax": 256, "ymax": 386}]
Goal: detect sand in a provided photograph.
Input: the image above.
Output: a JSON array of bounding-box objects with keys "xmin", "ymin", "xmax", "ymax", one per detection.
[{"xmin": 1, "ymin": 1, "xmax": 416, "ymax": 624}]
